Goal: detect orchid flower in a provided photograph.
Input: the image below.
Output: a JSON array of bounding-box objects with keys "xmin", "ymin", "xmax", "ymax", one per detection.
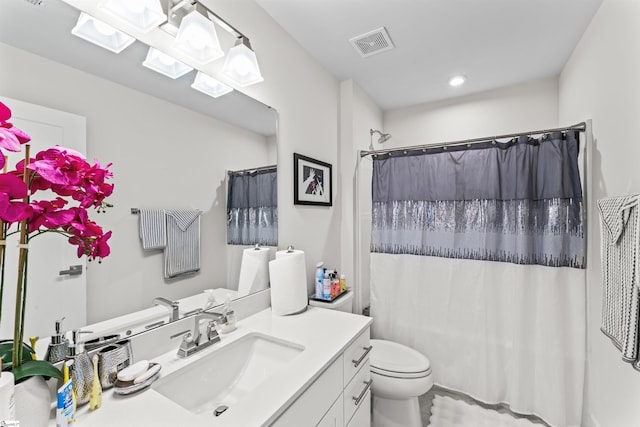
[
  {"xmin": 0, "ymin": 101, "xmax": 31, "ymax": 170},
  {"xmin": 0, "ymin": 174, "xmax": 31, "ymax": 223}
]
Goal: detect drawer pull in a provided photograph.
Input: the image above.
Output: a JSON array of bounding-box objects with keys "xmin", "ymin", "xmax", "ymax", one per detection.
[
  {"xmin": 352, "ymin": 345, "xmax": 372, "ymax": 367},
  {"xmin": 352, "ymin": 379, "xmax": 373, "ymax": 406}
]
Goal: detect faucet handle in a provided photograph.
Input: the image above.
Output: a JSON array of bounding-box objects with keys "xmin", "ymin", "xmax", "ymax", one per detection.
[{"xmin": 206, "ymin": 321, "xmax": 220, "ymax": 341}]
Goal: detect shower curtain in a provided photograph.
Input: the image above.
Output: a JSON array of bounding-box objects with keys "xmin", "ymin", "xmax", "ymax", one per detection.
[
  {"xmin": 370, "ymin": 132, "xmax": 585, "ymax": 427},
  {"xmin": 227, "ymin": 167, "xmax": 278, "ymax": 246}
]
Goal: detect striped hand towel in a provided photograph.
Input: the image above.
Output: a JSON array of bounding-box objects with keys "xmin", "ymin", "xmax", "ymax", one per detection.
[
  {"xmin": 598, "ymin": 194, "xmax": 640, "ymax": 370},
  {"xmin": 139, "ymin": 209, "xmax": 166, "ymax": 251},
  {"xmin": 164, "ymin": 209, "xmax": 202, "ymax": 279}
]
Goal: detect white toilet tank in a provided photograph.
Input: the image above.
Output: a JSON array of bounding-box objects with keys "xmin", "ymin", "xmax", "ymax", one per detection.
[{"xmin": 308, "ymin": 290, "xmax": 354, "ymax": 313}]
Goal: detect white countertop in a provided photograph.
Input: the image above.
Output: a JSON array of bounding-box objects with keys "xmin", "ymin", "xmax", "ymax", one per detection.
[{"xmin": 53, "ymin": 307, "xmax": 371, "ymax": 427}]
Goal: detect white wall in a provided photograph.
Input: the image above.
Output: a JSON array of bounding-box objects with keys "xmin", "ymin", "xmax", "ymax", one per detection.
[
  {"xmin": 384, "ymin": 77, "xmax": 560, "ymax": 147},
  {"xmin": 559, "ymin": 1, "xmax": 640, "ymax": 426},
  {"xmin": 339, "ymin": 80, "xmax": 383, "ymax": 312},
  {"xmin": 0, "ymin": 42, "xmax": 274, "ymax": 323},
  {"xmin": 206, "ymin": 0, "xmax": 341, "ymax": 293}
]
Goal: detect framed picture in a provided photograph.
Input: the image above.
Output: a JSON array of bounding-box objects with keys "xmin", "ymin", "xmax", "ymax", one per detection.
[{"xmin": 293, "ymin": 153, "xmax": 332, "ymax": 206}]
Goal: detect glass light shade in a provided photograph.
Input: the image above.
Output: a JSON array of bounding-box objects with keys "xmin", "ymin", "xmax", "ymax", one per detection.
[
  {"xmin": 222, "ymin": 42, "xmax": 264, "ymax": 87},
  {"xmin": 142, "ymin": 47, "xmax": 193, "ymax": 79},
  {"xmin": 99, "ymin": 0, "xmax": 166, "ymax": 33},
  {"xmin": 71, "ymin": 12, "xmax": 135, "ymax": 53},
  {"xmin": 191, "ymin": 72, "xmax": 233, "ymax": 98},
  {"xmin": 174, "ymin": 11, "xmax": 224, "ymax": 64}
]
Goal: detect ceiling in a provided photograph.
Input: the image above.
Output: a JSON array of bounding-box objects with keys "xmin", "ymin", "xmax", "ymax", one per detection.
[
  {"xmin": 0, "ymin": 0, "xmax": 603, "ymax": 125},
  {"xmin": 255, "ymin": 0, "xmax": 603, "ymax": 111},
  {"xmin": 0, "ymin": 0, "xmax": 276, "ymax": 136}
]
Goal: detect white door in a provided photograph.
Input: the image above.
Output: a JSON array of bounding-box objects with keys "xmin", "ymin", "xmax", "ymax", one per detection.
[{"xmin": 0, "ymin": 96, "xmax": 87, "ymax": 343}]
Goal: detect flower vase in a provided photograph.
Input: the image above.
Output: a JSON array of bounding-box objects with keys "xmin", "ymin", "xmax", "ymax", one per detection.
[{"xmin": 14, "ymin": 376, "xmax": 51, "ymax": 427}]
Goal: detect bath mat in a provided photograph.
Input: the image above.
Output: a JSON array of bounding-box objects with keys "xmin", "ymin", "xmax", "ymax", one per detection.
[{"xmin": 428, "ymin": 395, "xmax": 540, "ymax": 427}]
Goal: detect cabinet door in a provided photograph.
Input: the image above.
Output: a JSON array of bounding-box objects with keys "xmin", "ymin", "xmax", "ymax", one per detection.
[
  {"xmin": 346, "ymin": 390, "xmax": 371, "ymax": 427},
  {"xmin": 317, "ymin": 394, "xmax": 344, "ymax": 427},
  {"xmin": 271, "ymin": 356, "xmax": 342, "ymax": 427}
]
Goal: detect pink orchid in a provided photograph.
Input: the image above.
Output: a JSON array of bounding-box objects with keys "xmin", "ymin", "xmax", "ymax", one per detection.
[
  {"xmin": 0, "ymin": 101, "xmax": 31, "ymax": 170},
  {"xmin": 0, "ymin": 174, "xmax": 31, "ymax": 223},
  {"xmin": 29, "ymin": 198, "xmax": 75, "ymax": 232},
  {"xmin": 28, "ymin": 147, "xmax": 86, "ymax": 186}
]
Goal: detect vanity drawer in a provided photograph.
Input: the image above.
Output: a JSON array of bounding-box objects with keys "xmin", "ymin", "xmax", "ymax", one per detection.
[
  {"xmin": 343, "ymin": 328, "xmax": 371, "ymax": 384},
  {"xmin": 343, "ymin": 360, "xmax": 371, "ymax": 425},
  {"xmin": 346, "ymin": 389, "xmax": 370, "ymax": 427}
]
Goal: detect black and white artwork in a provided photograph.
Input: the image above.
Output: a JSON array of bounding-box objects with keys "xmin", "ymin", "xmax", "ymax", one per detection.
[{"xmin": 293, "ymin": 153, "xmax": 332, "ymax": 206}]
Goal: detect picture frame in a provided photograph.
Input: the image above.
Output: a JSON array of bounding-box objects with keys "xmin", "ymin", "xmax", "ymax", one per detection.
[{"xmin": 293, "ymin": 153, "xmax": 332, "ymax": 206}]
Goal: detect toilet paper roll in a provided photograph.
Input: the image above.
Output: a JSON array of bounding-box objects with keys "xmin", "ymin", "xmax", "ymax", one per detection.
[
  {"xmin": 237, "ymin": 246, "xmax": 271, "ymax": 297},
  {"xmin": 269, "ymin": 249, "xmax": 308, "ymax": 316}
]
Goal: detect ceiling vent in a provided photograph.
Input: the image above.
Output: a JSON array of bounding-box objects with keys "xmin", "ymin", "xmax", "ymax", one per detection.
[
  {"xmin": 349, "ymin": 27, "xmax": 394, "ymax": 58},
  {"xmin": 23, "ymin": 0, "xmax": 43, "ymax": 4}
]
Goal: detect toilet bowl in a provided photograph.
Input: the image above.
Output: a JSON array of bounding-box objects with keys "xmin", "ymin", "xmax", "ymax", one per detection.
[{"xmin": 370, "ymin": 339, "xmax": 433, "ymax": 427}]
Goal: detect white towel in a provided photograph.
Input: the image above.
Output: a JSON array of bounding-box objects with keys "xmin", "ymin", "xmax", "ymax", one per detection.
[
  {"xmin": 164, "ymin": 209, "xmax": 201, "ymax": 279},
  {"xmin": 139, "ymin": 209, "xmax": 166, "ymax": 250},
  {"xmin": 597, "ymin": 194, "xmax": 640, "ymax": 370}
]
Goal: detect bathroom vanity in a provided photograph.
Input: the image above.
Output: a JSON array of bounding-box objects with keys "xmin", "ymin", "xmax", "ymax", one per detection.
[{"xmin": 47, "ymin": 305, "xmax": 372, "ymax": 426}]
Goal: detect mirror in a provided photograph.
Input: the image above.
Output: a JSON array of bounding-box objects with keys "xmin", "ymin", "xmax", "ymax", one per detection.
[{"xmin": 0, "ymin": 0, "xmax": 277, "ymax": 346}]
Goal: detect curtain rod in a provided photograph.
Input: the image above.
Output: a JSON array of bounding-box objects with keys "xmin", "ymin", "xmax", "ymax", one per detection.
[
  {"xmin": 227, "ymin": 164, "xmax": 277, "ymax": 175},
  {"xmin": 359, "ymin": 122, "xmax": 586, "ymax": 158}
]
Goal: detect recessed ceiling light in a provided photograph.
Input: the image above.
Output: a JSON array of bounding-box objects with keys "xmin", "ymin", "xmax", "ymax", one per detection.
[{"xmin": 449, "ymin": 75, "xmax": 467, "ymax": 87}]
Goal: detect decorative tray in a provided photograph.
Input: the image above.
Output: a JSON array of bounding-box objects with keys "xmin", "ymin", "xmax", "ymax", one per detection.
[{"xmin": 309, "ymin": 289, "xmax": 349, "ymax": 303}]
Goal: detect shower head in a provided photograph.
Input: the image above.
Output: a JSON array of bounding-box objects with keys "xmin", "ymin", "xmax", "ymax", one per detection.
[{"xmin": 370, "ymin": 129, "xmax": 392, "ymax": 144}]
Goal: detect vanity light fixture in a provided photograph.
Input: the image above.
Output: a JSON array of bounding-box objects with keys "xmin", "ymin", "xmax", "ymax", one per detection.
[
  {"xmin": 142, "ymin": 47, "xmax": 193, "ymax": 79},
  {"xmin": 448, "ymin": 75, "xmax": 467, "ymax": 87},
  {"xmin": 99, "ymin": 0, "xmax": 166, "ymax": 33},
  {"xmin": 222, "ymin": 37, "xmax": 264, "ymax": 87},
  {"xmin": 68, "ymin": 0, "xmax": 264, "ymax": 97},
  {"xmin": 174, "ymin": 10, "xmax": 224, "ymax": 64},
  {"xmin": 71, "ymin": 12, "xmax": 136, "ymax": 53},
  {"xmin": 191, "ymin": 71, "xmax": 233, "ymax": 98}
]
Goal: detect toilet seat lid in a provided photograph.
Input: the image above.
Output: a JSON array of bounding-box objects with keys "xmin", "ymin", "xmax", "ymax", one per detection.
[{"xmin": 370, "ymin": 339, "xmax": 431, "ymax": 378}]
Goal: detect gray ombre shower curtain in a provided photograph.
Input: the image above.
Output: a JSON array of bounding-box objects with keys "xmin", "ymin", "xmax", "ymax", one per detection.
[
  {"xmin": 227, "ymin": 167, "xmax": 278, "ymax": 246},
  {"xmin": 370, "ymin": 131, "xmax": 586, "ymax": 427}
]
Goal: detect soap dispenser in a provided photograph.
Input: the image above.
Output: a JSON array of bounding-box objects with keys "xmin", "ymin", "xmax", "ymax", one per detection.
[
  {"xmin": 44, "ymin": 317, "xmax": 69, "ymax": 364},
  {"xmin": 67, "ymin": 329, "xmax": 94, "ymax": 405}
]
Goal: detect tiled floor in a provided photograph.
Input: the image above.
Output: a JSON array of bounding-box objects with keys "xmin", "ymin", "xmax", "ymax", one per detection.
[{"xmin": 418, "ymin": 386, "xmax": 550, "ymax": 427}]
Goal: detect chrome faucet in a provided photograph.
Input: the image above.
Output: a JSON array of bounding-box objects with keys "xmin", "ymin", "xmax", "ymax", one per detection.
[
  {"xmin": 152, "ymin": 297, "xmax": 180, "ymax": 322},
  {"xmin": 174, "ymin": 312, "xmax": 225, "ymax": 358}
]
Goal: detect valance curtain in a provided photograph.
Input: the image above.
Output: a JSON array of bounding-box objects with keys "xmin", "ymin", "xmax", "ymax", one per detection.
[
  {"xmin": 227, "ymin": 168, "xmax": 277, "ymax": 246},
  {"xmin": 372, "ymin": 131, "xmax": 585, "ymax": 268},
  {"xmin": 369, "ymin": 131, "xmax": 586, "ymax": 427}
]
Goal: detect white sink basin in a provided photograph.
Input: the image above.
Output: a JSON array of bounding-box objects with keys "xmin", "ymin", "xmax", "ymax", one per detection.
[{"xmin": 152, "ymin": 332, "xmax": 304, "ymax": 416}]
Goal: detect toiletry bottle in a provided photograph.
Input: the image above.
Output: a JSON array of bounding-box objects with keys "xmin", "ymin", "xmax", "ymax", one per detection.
[
  {"xmin": 67, "ymin": 329, "xmax": 94, "ymax": 406},
  {"xmin": 0, "ymin": 358, "xmax": 15, "ymax": 422},
  {"xmin": 220, "ymin": 294, "xmax": 237, "ymax": 333},
  {"xmin": 331, "ymin": 272, "xmax": 340, "ymax": 299},
  {"xmin": 62, "ymin": 360, "xmax": 76, "ymax": 423},
  {"xmin": 315, "ymin": 262, "xmax": 325, "ymax": 299},
  {"xmin": 323, "ymin": 271, "xmax": 332, "ymax": 300},
  {"xmin": 340, "ymin": 274, "xmax": 347, "ymax": 294},
  {"xmin": 45, "ymin": 317, "xmax": 69, "ymax": 364}
]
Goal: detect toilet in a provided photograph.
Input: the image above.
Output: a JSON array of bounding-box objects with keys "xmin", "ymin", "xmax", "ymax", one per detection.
[
  {"xmin": 370, "ymin": 339, "xmax": 433, "ymax": 427},
  {"xmin": 308, "ymin": 294, "xmax": 432, "ymax": 427}
]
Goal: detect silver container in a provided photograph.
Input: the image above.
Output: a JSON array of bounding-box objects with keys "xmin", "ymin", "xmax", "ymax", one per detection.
[{"xmin": 97, "ymin": 339, "xmax": 132, "ymax": 389}]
